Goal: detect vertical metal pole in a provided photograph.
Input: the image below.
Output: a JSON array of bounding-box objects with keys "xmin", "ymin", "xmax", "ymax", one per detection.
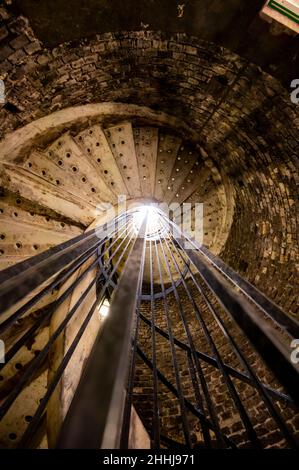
[
  {"xmin": 153, "ymin": 237, "xmax": 192, "ymax": 447},
  {"xmin": 161, "ymin": 228, "xmax": 261, "ymax": 448},
  {"xmin": 163, "ymin": 221, "xmax": 297, "ymax": 448},
  {"xmin": 158, "ymin": 230, "xmax": 226, "ymax": 448},
  {"xmin": 120, "ymin": 230, "xmax": 148, "ymax": 448},
  {"xmin": 19, "ymin": 221, "xmax": 137, "ymax": 448},
  {"xmin": 186, "ymin": 350, "xmax": 212, "ymax": 447},
  {"xmin": 57, "ymin": 216, "xmax": 148, "ymax": 449},
  {"xmin": 149, "ymin": 240, "xmax": 161, "ymax": 448}
]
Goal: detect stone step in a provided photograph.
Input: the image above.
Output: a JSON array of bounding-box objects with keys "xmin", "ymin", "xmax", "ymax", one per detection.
[
  {"xmin": 133, "ymin": 127, "xmax": 158, "ymax": 199},
  {"xmin": 104, "ymin": 121, "xmax": 142, "ymax": 198},
  {"xmin": 46, "ymin": 132, "xmax": 114, "ymax": 204},
  {"xmin": 75, "ymin": 125, "xmax": 127, "ymax": 200},
  {"xmin": 154, "ymin": 133, "xmax": 182, "ymax": 202},
  {"xmin": 0, "ymin": 162, "xmax": 96, "ymax": 226}
]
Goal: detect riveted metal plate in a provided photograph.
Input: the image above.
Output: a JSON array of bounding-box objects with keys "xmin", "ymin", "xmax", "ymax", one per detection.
[
  {"xmin": 46, "ymin": 133, "xmax": 114, "ymax": 204},
  {"xmin": 133, "ymin": 127, "xmax": 158, "ymax": 198},
  {"xmin": 75, "ymin": 125, "xmax": 128, "ymax": 199},
  {"xmin": 105, "ymin": 122, "xmax": 142, "ymax": 198},
  {"xmin": 154, "ymin": 133, "xmax": 181, "ymax": 202}
]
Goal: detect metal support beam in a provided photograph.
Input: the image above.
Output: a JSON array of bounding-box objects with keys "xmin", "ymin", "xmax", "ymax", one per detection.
[{"xmin": 57, "ymin": 217, "xmax": 148, "ymax": 449}]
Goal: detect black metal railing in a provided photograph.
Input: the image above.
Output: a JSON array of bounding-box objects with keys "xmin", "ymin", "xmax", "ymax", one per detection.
[{"xmin": 0, "ymin": 208, "xmax": 298, "ymax": 449}]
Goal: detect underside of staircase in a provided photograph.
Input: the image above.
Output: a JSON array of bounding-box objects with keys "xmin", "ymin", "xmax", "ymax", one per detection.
[
  {"xmin": 0, "ymin": 120, "xmax": 232, "ymax": 271},
  {"xmin": 0, "ymin": 1, "xmax": 298, "ymax": 451}
]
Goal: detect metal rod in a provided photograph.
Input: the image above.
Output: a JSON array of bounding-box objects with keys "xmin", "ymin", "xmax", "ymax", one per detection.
[
  {"xmin": 186, "ymin": 350, "xmax": 211, "ymax": 447},
  {"xmin": 56, "ymin": 216, "xmax": 148, "ymax": 449},
  {"xmin": 119, "ymin": 234, "xmax": 148, "ymax": 449},
  {"xmin": 0, "ymin": 241, "xmax": 102, "ymax": 334},
  {"xmin": 18, "ymin": 285, "xmax": 108, "ymax": 448},
  {"xmin": 159, "ymin": 210, "xmax": 299, "ymax": 404},
  {"xmin": 136, "ymin": 345, "xmax": 236, "ymax": 449},
  {"xmin": 153, "ymin": 237, "xmax": 192, "ymax": 447},
  {"xmin": 196, "ymin": 245, "xmax": 299, "ymax": 339},
  {"xmin": 161, "ymin": 228, "xmax": 261, "ymax": 448},
  {"xmin": 0, "ymin": 222, "xmax": 136, "ymax": 420},
  {"xmin": 139, "ymin": 312, "xmax": 295, "ymax": 407},
  {"xmin": 158, "ymin": 208, "xmax": 298, "ymax": 336},
  {"xmin": 0, "ymin": 212, "xmax": 129, "ymax": 312},
  {"xmin": 149, "ymin": 240, "xmax": 161, "ymax": 448},
  {"xmin": 18, "ymin": 223, "xmax": 136, "ymax": 448},
  {"xmin": 158, "ymin": 230, "xmax": 227, "ymax": 448},
  {"xmin": 166, "ymin": 229, "xmax": 298, "ymax": 448},
  {"xmin": 0, "ymin": 215, "xmax": 128, "ymax": 333},
  {"xmin": 0, "ymin": 220, "xmax": 133, "ymax": 371}
]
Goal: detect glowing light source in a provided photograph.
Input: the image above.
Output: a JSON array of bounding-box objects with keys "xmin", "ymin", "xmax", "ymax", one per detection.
[
  {"xmin": 98, "ymin": 299, "xmax": 110, "ymax": 319},
  {"xmin": 131, "ymin": 205, "xmax": 167, "ymax": 240}
]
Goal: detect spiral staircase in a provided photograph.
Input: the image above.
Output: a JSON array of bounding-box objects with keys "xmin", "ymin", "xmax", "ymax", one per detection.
[
  {"xmin": 0, "ymin": 119, "xmax": 232, "ymax": 270},
  {"xmin": 0, "ymin": 114, "xmax": 232, "ymax": 447},
  {"xmin": 0, "ymin": 109, "xmax": 298, "ymax": 450}
]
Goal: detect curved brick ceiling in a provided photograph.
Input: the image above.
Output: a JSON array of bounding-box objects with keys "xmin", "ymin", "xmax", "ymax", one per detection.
[
  {"xmin": 8, "ymin": 0, "xmax": 299, "ymax": 86},
  {"xmin": 0, "ymin": 5, "xmax": 298, "ymax": 318}
]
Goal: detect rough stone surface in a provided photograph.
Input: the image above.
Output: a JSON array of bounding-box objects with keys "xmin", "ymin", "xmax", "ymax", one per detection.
[{"xmin": 134, "ymin": 278, "xmax": 299, "ymax": 448}]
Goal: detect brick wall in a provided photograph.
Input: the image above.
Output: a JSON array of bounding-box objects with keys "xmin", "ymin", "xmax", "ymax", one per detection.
[
  {"xmin": 134, "ymin": 279, "xmax": 299, "ymax": 448},
  {"xmin": 0, "ymin": 6, "xmax": 298, "ymax": 318},
  {"xmin": 0, "ymin": 5, "xmax": 298, "ymax": 448}
]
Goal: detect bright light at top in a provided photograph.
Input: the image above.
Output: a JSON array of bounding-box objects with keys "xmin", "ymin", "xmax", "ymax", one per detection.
[
  {"xmin": 98, "ymin": 298, "xmax": 110, "ymax": 319},
  {"xmin": 132, "ymin": 205, "xmax": 167, "ymax": 240}
]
